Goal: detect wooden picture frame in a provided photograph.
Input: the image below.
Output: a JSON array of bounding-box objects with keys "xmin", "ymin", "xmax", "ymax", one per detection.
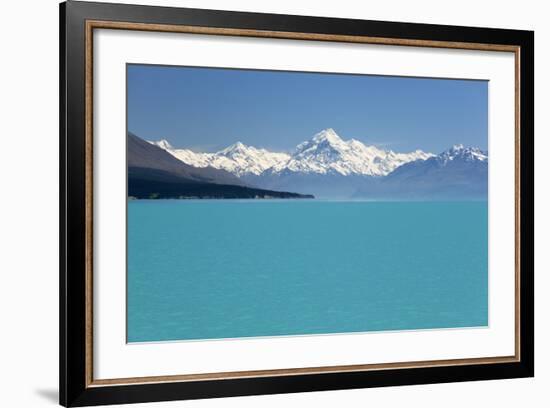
[{"xmin": 60, "ymin": 1, "xmax": 534, "ymax": 406}]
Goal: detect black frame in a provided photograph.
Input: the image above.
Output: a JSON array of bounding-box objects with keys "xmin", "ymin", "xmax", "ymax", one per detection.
[{"xmin": 60, "ymin": 1, "xmax": 534, "ymax": 406}]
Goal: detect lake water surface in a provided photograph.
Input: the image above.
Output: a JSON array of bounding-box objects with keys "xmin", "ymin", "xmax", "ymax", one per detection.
[{"xmin": 127, "ymin": 200, "xmax": 488, "ymax": 342}]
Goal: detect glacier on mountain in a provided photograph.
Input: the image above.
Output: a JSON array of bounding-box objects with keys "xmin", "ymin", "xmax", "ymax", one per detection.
[
  {"xmin": 268, "ymin": 128, "xmax": 433, "ymax": 176},
  {"xmin": 150, "ymin": 140, "xmax": 290, "ymax": 177},
  {"xmin": 149, "ymin": 128, "xmax": 433, "ymax": 178},
  {"xmin": 148, "ymin": 129, "xmax": 487, "ymax": 199}
]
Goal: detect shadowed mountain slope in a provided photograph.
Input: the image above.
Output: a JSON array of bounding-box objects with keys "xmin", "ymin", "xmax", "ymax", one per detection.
[{"xmin": 128, "ymin": 133, "xmax": 313, "ymax": 199}]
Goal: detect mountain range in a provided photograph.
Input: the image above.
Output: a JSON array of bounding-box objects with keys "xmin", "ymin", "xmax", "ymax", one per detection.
[
  {"xmin": 149, "ymin": 129, "xmax": 487, "ymax": 199},
  {"xmin": 150, "ymin": 128, "xmax": 433, "ymax": 178},
  {"xmin": 354, "ymin": 144, "xmax": 488, "ymax": 200},
  {"xmin": 128, "ymin": 132, "xmax": 313, "ymax": 199}
]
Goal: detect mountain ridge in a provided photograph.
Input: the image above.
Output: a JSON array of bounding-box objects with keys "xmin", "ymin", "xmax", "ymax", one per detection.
[
  {"xmin": 130, "ymin": 132, "xmax": 245, "ymax": 186},
  {"xmin": 149, "ymin": 128, "xmax": 434, "ymax": 178},
  {"xmin": 148, "ymin": 129, "xmax": 487, "ymax": 199},
  {"xmin": 149, "ymin": 140, "xmax": 290, "ymax": 177},
  {"xmin": 128, "ymin": 132, "xmax": 314, "ymax": 199},
  {"xmin": 354, "ymin": 145, "xmax": 488, "ymax": 200}
]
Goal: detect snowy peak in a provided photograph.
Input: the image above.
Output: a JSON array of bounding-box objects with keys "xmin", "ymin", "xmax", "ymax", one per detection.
[
  {"xmin": 437, "ymin": 144, "xmax": 488, "ymax": 165},
  {"xmin": 219, "ymin": 141, "xmax": 249, "ymax": 156},
  {"xmin": 148, "ymin": 128, "xmax": 435, "ymax": 178},
  {"xmin": 149, "ymin": 139, "xmax": 174, "ymax": 150},
  {"xmin": 277, "ymin": 128, "xmax": 434, "ymax": 176},
  {"xmin": 149, "ymin": 139, "xmax": 290, "ymax": 177},
  {"xmin": 372, "ymin": 142, "xmax": 489, "ymax": 200},
  {"xmin": 212, "ymin": 142, "xmax": 290, "ymax": 176},
  {"xmin": 311, "ymin": 128, "xmax": 345, "ymax": 145},
  {"xmin": 295, "ymin": 128, "xmax": 347, "ymax": 156}
]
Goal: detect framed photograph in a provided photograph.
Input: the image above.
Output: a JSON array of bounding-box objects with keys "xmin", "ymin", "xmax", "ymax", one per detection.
[{"xmin": 60, "ymin": 1, "xmax": 534, "ymax": 406}]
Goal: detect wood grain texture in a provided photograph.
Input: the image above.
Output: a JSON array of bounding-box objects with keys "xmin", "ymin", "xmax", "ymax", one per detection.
[
  {"xmin": 514, "ymin": 47, "xmax": 521, "ymax": 360},
  {"xmin": 89, "ymin": 356, "xmax": 519, "ymax": 387},
  {"xmin": 85, "ymin": 20, "xmax": 94, "ymax": 389},
  {"xmin": 87, "ymin": 20, "xmax": 520, "ymax": 52}
]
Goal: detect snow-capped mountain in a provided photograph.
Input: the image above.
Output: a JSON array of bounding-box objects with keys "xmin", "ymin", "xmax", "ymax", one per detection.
[
  {"xmin": 149, "ymin": 140, "xmax": 290, "ymax": 177},
  {"xmin": 148, "ymin": 130, "xmax": 487, "ymax": 198},
  {"xmin": 436, "ymin": 144, "xmax": 488, "ymax": 165},
  {"xmin": 211, "ymin": 143, "xmax": 291, "ymax": 176},
  {"xmin": 269, "ymin": 128, "xmax": 433, "ymax": 176},
  {"xmin": 130, "ymin": 132, "xmax": 311, "ymax": 199},
  {"xmin": 354, "ymin": 144, "xmax": 489, "ymax": 200},
  {"xmin": 386, "ymin": 144, "xmax": 488, "ymax": 181},
  {"xmin": 149, "ymin": 139, "xmax": 174, "ymax": 151},
  {"xmin": 149, "ymin": 128, "xmax": 433, "ymax": 178}
]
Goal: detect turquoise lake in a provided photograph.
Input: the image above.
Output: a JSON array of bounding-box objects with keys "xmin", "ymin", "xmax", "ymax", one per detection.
[{"xmin": 127, "ymin": 200, "xmax": 488, "ymax": 342}]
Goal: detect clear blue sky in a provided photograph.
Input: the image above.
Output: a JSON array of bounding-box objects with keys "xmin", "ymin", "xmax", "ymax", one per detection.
[{"xmin": 127, "ymin": 64, "xmax": 488, "ymax": 154}]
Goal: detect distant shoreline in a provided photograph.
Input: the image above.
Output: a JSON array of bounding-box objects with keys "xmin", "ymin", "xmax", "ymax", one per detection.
[
  {"xmin": 127, "ymin": 197, "xmax": 488, "ymax": 203},
  {"xmin": 127, "ymin": 195, "xmax": 315, "ymax": 200}
]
